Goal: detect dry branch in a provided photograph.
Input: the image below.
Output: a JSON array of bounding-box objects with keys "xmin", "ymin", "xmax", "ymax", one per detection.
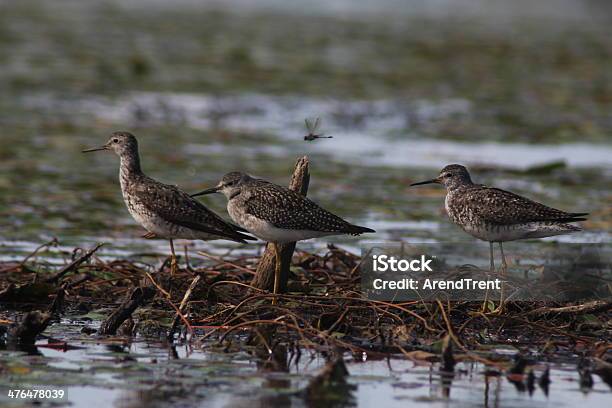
[
  {"xmin": 168, "ymin": 274, "xmax": 202, "ymax": 338},
  {"xmin": 45, "ymin": 243, "xmax": 105, "ymax": 284},
  {"xmin": 98, "ymin": 286, "xmax": 156, "ymax": 335},
  {"xmin": 526, "ymin": 300, "xmax": 612, "ymax": 317}
]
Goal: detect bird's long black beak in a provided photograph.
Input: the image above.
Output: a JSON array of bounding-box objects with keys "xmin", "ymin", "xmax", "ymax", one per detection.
[
  {"xmin": 191, "ymin": 186, "xmax": 221, "ymax": 197},
  {"xmin": 82, "ymin": 145, "xmax": 108, "ymax": 153},
  {"xmin": 410, "ymin": 178, "xmax": 440, "ymax": 186}
]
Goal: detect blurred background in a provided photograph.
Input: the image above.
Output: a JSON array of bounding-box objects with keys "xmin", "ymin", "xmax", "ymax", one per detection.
[{"xmin": 0, "ymin": 0, "xmax": 611, "ymax": 260}]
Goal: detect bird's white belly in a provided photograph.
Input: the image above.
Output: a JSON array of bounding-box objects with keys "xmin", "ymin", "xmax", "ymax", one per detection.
[
  {"xmin": 124, "ymin": 198, "xmax": 171, "ymax": 237},
  {"xmin": 461, "ymin": 224, "xmax": 522, "ymax": 242},
  {"xmin": 227, "ymin": 201, "xmax": 333, "ymax": 243},
  {"xmin": 462, "ymin": 222, "xmax": 579, "ymax": 242},
  {"xmin": 254, "ymin": 222, "xmax": 334, "ymax": 243}
]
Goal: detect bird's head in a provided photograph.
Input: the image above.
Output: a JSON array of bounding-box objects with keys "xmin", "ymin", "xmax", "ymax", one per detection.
[
  {"xmin": 82, "ymin": 131, "xmax": 138, "ymax": 158},
  {"xmin": 410, "ymin": 164, "xmax": 472, "ymax": 191},
  {"xmin": 192, "ymin": 171, "xmax": 252, "ymax": 200}
]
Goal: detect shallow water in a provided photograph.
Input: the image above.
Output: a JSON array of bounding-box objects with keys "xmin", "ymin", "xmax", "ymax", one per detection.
[
  {"xmin": 1, "ymin": 88, "xmax": 609, "ymax": 264},
  {"xmin": 1, "ymin": 319, "xmax": 611, "ymax": 408}
]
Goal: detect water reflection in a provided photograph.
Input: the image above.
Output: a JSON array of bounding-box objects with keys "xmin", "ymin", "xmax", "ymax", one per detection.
[{"xmin": 1, "ymin": 329, "xmax": 611, "ymax": 407}]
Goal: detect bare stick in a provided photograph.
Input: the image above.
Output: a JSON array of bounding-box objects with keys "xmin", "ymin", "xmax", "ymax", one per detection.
[
  {"xmin": 145, "ymin": 272, "xmax": 193, "ymax": 333},
  {"xmin": 526, "ymin": 300, "xmax": 612, "ymax": 317},
  {"xmin": 45, "ymin": 243, "xmax": 105, "ymax": 284},
  {"xmin": 168, "ymin": 275, "xmax": 201, "ymax": 339},
  {"xmin": 21, "ymin": 238, "xmax": 58, "ymax": 265},
  {"xmin": 251, "ymin": 156, "xmax": 310, "ymax": 292}
]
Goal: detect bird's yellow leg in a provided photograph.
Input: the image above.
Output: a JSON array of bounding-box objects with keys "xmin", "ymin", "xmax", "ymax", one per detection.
[
  {"xmin": 481, "ymin": 242, "xmax": 494, "ymax": 313},
  {"xmin": 488, "ymin": 242, "xmax": 507, "ymax": 315}
]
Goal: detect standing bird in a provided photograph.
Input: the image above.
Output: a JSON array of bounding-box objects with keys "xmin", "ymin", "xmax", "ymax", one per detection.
[
  {"xmin": 410, "ymin": 164, "xmax": 588, "ymax": 305},
  {"xmin": 191, "ymin": 172, "xmax": 375, "ymax": 296},
  {"xmin": 83, "ymin": 132, "xmax": 254, "ymax": 274}
]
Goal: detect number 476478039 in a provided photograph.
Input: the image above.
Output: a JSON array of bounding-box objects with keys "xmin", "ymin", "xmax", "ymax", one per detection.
[{"xmin": 7, "ymin": 389, "xmax": 65, "ymax": 399}]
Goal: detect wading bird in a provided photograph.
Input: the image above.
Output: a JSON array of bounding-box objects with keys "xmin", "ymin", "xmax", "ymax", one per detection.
[
  {"xmin": 410, "ymin": 164, "xmax": 588, "ymax": 307},
  {"xmin": 83, "ymin": 132, "xmax": 254, "ymax": 274},
  {"xmin": 192, "ymin": 172, "xmax": 375, "ymax": 297}
]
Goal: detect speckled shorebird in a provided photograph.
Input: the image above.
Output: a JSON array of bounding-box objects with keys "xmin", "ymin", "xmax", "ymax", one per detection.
[
  {"xmin": 192, "ymin": 172, "xmax": 375, "ymax": 296},
  {"xmin": 410, "ymin": 164, "xmax": 588, "ymax": 304},
  {"xmin": 83, "ymin": 132, "xmax": 254, "ymax": 274}
]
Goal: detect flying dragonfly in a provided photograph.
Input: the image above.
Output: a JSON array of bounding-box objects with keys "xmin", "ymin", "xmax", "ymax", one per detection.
[{"xmin": 304, "ymin": 117, "xmax": 333, "ymax": 141}]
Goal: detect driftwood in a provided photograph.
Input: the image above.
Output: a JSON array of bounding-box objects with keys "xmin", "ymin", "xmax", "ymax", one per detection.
[
  {"xmin": 98, "ymin": 286, "xmax": 156, "ymax": 335},
  {"xmin": 5, "ymin": 281, "xmax": 67, "ymax": 345},
  {"xmin": 251, "ymin": 156, "xmax": 310, "ymax": 292},
  {"xmin": 8, "ymin": 311, "xmax": 52, "ymax": 345}
]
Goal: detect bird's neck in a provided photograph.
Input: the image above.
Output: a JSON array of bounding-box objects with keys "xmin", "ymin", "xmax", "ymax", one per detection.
[
  {"xmin": 447, "ymin": 180, "xmax": 473, "ymax": 193},
  {"xmin": 119, "ymin": 151, "xmax": 143, "ymax": 182}
]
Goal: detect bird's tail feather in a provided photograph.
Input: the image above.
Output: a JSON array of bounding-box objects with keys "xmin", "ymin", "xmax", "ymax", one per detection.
[
  {"xmin": 562, "ymin": 212, "xmax": 589, "ymax": 223},
  {"xmin": 556, "ymin": 214, "xmax": 588, "ymax": 223},
  {"xmin": 231, "ymin": 231, "xmax": 257, "ymax": 243},
  {"xmin": 525, "ymin": 222, "xmax": 582, "ymax": 239},
  {"xmin": 348, "ymin": 224, "xmax": 376, "ymax": 236}
]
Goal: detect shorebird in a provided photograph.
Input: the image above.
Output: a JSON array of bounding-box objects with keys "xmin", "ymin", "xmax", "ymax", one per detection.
[
  {"xmin": 192, "ymin": 172, "xmax": 375, "ymax": 296},
  {"xmin": 83, "ymin": 132, "xmax": 254, "ymax": 274},
  {"xmin": 410, "ymin": 164, "xmax": 588, "ymax": 305}
]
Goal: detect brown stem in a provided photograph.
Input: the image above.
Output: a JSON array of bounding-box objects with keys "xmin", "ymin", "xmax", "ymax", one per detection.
[
  {"xmin": 98, "ymin": 286, "xmax": 156, "ymax": 335},
  {"xmin": 168, "ymin": 275, "xmax": 202, "ymax": 338},
  {"xmin": 45, "ymin": 243, "xmax": 105, "ymax": 284}
]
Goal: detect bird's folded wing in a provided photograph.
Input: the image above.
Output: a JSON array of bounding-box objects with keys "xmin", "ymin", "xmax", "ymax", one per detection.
[
  {"xmin": 468, "ymin": 187, "xmax": 587, "ymax": 225},
  {"xmin": 136, "ymin": 183, "xmax": 251, "ymax": 241},
  {"xmin": 244, "ymin": 183, "xmax": 353, "ymax": 232}
]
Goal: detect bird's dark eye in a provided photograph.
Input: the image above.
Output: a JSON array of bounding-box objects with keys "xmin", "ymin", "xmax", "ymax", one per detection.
[
  {"xmin": 443, "ymin": 173, "xmax": 452, "ymax": 178},
  {"xmin": 112, "ymin": 138, "xmax": 119, "ymax": 143},
  {"xmin": 226, "ymin": 181, "xmax": 235, "ymax": 186}
]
